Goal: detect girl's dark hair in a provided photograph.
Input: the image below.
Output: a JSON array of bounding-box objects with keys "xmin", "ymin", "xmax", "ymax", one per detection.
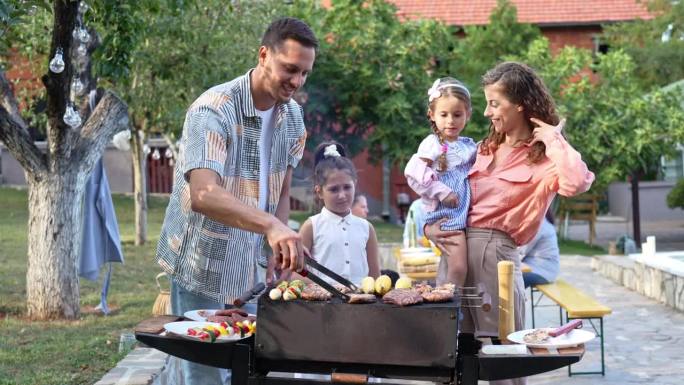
[
  {"xmin": 261, "ymin": 17, "xmax": 319, "ymax": 51},
  {"xmin": 481, "ymin": 61, "xmax": 560, "ymax": 164},
  {"xmin": 313, "ymin": 141, "xmax": 357, "ymax": 187},
  {"xmin": 427, "ymin": 77, "xmax": 472, "ymax": 172}
]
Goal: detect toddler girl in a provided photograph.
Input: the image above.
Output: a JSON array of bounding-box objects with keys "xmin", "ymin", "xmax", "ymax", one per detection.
[{"xmin": 404, "ymin": 77, "xmax": 477, "ymax": 287}]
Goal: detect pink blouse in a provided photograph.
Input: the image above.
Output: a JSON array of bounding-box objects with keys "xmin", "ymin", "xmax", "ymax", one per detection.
[{"xmin": 467, "ymin": 132, "xmax": 595, "ymax": 245}]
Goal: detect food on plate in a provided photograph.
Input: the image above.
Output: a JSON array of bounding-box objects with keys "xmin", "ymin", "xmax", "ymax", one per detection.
[
  {"xmin": 382, "ymin": 289, "xmax": 424, "ymax": 306},
  {"xmin": 199, "ymin": 308, "xmax": 255, "ymax": 325},
  {"xmin": 395, "ymin": 277, "xmax": 412, "ymax": 289},
  {"xmin": 361, "ymin": 276, "xmax": 375, "ymax": 294},
  {"xmin": 269, "ymin": 288, "xmax": 282, "ymax": 300},
  {"xmin": 549, "ymin": 319, "xmax": 582, "ymax": 337},
  {"xmin": 186, "ymin": 325, "xmax": 222, "ymax": 342},
  {"xmin": 523, "ymin": 329, "xmax": 550, "ymax": 344},
  {"xmin": 301, "ymin": 284, "xmax": 332, "ymax": 301},
  {"xmin": 374, "ymin": 275, "xmax": 392, "ymax": 295},
  {"xmin": 347, "ymin": 293, "xmax": 376, "ymax": 304},
  {"xmin": 183, "ymin": 320, "xmax": 255, "ymax": 342}
]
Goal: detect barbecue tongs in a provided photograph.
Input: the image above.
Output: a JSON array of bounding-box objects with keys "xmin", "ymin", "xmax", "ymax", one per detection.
[{"xmin": 300, "ymin": 254, "xmax": 358, "ymax": 302}]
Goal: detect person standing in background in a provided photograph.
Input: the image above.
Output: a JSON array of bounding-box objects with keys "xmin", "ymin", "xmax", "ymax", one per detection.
[{"xmin": 351, "ymin": 194, "xmax": 369, "ymax": 218}]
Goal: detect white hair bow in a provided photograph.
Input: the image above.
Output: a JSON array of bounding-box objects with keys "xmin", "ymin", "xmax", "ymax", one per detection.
[
  {"xmin": 427, "ymin": 79, "xmax": 442, "ymax": 103},
  {"xmin": 324, "ymin": 144, "xmax": 341, "ymax": 158}
]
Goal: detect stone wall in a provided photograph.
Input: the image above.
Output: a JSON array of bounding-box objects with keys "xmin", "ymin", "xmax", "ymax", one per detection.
[{"xmin": 592, "ymin": 255, "xmax": 684, "ymax": 312}]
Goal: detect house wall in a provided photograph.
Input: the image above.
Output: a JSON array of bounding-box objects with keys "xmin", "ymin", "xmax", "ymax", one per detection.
[
  {"xmin": 541, "ymin": 25, "xmax": 603, "ymax": 54},
  {"xmin": 608, "ymin": 181, "xmax": 684, "ymax": 221}
]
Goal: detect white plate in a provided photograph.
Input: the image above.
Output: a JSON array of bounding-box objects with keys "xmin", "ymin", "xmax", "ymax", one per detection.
[
  {"xmin": 183, "ymin": 309, "xmax": 215, "ymax": 322},
  {"xmin": 507, "ymin": 328, "xmax": 595, "ymax": 349},
  {"xmin": 184, "ymin": 309, "xmax": 256, "ymax": 322},
  {"xmin": 164, "ymin": 321, "xmax": 248, "ymax": 343}
]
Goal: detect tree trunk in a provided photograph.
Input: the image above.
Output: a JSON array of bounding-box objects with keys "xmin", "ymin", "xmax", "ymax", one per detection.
[
  {"xmin": 131, "ymin": 127, "xmax": 147, "ymax": 246},
  {"xmin": 26, "ymin": 172, "xmax": 87, "ymax": 320},
  {"xmin": 631, "ymin": 171, "xmax": 642, "ymax": 245}
]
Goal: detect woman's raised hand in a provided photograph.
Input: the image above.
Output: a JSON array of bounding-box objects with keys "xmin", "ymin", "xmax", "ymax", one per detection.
[{"xmin": 530, "ymin": 117, "xmax": 565, "ymax": 145}]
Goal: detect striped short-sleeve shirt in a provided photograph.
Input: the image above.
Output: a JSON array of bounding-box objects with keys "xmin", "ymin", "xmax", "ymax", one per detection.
[{"xmin": 155, "ymin": 69, "xmax": 307, "ymax": 304}]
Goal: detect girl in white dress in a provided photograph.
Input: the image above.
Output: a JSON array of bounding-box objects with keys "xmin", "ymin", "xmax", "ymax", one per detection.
[{"xmin": 299, "ymin": 141, "xmax": 380, "ymax": 286}]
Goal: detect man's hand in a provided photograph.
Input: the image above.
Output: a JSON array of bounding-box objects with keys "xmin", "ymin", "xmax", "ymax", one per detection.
[
  {"xmin": 441, "ymin": 192, "xmax": 459, "ymax": 208},
  {"xmin": 423, "ymin": 219, "xmax": 463, "ymax": 255},
  {"xmin": 265, "ymin": 219, "xmax": 306, "ymax": 273}
]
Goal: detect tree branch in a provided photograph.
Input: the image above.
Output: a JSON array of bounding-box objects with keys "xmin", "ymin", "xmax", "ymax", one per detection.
[
  {"xmin": 0, "ymin": 71, "xmax": 46, "ymax": 178},
  {"xmin": 44, "ymin": 0, "xmax": 78, "ymax": 156},
  {"xmin": 74, "ymin": 90, "xmax": 129, "ymax": 175}
]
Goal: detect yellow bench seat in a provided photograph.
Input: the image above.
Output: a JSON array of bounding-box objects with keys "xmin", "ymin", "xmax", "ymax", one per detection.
[{"xmin": 535, "ymin": 279, "xmax": 612, "ymax": 319}]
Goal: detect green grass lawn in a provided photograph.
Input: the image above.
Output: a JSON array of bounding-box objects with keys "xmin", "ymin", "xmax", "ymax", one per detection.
[{"xmin": 0, "ymin": 187, "xmax": 602, "ymax": 384}]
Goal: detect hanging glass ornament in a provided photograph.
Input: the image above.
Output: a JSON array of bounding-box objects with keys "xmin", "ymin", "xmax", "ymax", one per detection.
[
  {"xmin": 63, "ymin": 104, "xmax": 82, "ymax": 128},
  {"xmin": 152, "ymin": 149, "xmax": 161, "ymax": 160},
  {"xmin": 77, "ymin": 43, "xmax": 87, "ymax": 56},
  {"xmin": 49, "ymin": 47, "xmax": 65, "ymax": 73},
  {"xmin": 78, "ymin": 1, "xmax": 89, "ymax": 15},
  {"xmin": 143, "ymin": 144, "xmax": 151, "ymax": 155},
  {"xmin": 164, "ymin": 148, "xmax": 174, "ymax": 159},
  {"xmin": 71, "ymin": 77, "xmax": 84, "ymax": 94},
  {"xmin": 78, "ymin": 27, "xmax": 90, "ymax": 43}
]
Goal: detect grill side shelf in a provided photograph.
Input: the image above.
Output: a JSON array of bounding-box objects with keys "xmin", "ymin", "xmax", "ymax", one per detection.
[
  {"xmin": 478, "ymin": 345, "xmax": 583, "ymax": 380},
  {"xmin": 134, "ymin": 316, "xmax": 254, "ymax": 369}
]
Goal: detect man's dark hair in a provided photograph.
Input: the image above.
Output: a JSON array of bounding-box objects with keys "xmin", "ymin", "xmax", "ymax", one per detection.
[{"xmin": 261, "ymin": 17, "xmax": 318, "ymax": 51}]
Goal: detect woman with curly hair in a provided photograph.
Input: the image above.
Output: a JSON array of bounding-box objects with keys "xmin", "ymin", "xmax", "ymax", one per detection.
[{"xmin": 425, "ymin": 62, "xmax": 595, "ymax": 385}]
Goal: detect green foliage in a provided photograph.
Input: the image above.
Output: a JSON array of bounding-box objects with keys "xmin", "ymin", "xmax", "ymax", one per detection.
[
  {"xmin": 448, "ymin": 0, "xmax": 541, "ymax": 138},
  {"xmin": 291, "ymin": 0, "xmax": 452, "ymax": 163},
  {"xmin": 603, "ymin": 0, "xmax": 684, "ymax": 87},
  {"xmin": 105, "ymin": 0, "xmax": 290, "ymax": 136},
  {"xmin": 513, "ymin": 39, "xmax": 684, "ymax": 191},
  {"xmin": 667, "ymin": 178, "xmax": 684, "ymax": 209}
]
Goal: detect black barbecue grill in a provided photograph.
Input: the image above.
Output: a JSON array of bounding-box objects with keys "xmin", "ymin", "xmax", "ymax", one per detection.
[{"xmin": 136, "ymin": 290, "xmax": 583, "ymax": 385}]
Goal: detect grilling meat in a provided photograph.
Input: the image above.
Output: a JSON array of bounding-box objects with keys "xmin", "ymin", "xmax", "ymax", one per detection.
[
  {"xmin": 301, "ymin": 284, "xmax": 332, "ymax": 301},
  {"xmin": 421, "ymin": 289, "xmax": 453, "ymax": 303},
  {"xmin": 382, "ymin": 289, "xmax": 424, "ymax": 306},
  {"xmin": 347, "ymin": 293, "xmax": 376, "ymax": 304},
  {"xmin": 205, "ymin": 308, "xmax": 254, "ymax": 324}
]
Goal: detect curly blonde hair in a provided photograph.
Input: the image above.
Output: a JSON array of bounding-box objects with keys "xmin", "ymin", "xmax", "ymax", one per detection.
[{"xmin": 480, "ymin": 62, "xmax": 559, "ymax": 164}]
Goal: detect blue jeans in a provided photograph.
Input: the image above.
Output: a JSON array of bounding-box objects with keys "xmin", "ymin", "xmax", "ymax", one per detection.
[
  {"xmin": 523, "ymin": 272, "xmax": 550, "ymax": 288},
  {"xmin": 153, "ymin": 280, "xmax": 257, "ymax": 385}
]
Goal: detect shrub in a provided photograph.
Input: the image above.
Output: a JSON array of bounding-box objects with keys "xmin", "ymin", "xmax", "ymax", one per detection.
[{"xmin": 666, "ymin": 178, "xmax": 684, "ymax": 210}]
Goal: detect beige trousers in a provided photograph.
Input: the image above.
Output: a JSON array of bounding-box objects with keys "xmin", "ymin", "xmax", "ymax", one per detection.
[{"xmin": 463, "ymin": 227, "xmax": 526, "ymax": 385}]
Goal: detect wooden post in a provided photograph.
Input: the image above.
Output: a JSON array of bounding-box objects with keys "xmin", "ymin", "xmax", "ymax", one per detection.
[{"xmin": 498, "ymin": 261, "xmax": 515, "ymax": 343}]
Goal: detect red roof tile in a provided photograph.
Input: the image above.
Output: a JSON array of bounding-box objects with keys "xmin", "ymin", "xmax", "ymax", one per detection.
[{"xmin": 389, "ymin": 0, "xmax": 653, "ymax": 26}]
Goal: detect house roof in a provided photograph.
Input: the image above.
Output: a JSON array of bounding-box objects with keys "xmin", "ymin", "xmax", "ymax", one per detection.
[{"xmin": 390, "ymin": 0, "xmax": 653, "ymax": 27}]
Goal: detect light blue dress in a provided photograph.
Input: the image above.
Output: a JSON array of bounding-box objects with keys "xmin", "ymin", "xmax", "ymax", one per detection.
[{"xmin": 419, "ymin": 136, "xmax": 477, "ymax": 231}]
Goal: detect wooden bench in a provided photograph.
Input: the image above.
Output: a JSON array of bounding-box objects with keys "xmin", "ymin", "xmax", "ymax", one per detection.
[
  {"xmin": 557, "ymin": 194, "xmax": 599, "ymax": 245},
  {"xmin": 530, "ymin": 279, "xmax": 612, "ymax": 376}
]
